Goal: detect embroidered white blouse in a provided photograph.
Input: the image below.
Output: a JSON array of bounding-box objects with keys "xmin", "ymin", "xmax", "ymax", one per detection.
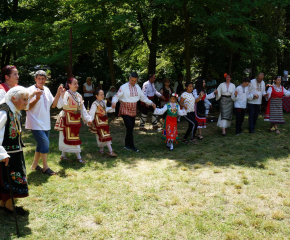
[
  {"xmin": 88, "ymin": 100, "xmax": 115, "ymax": 120},
  {"xmin": 265, "ymin": 84, "xmax": 290, "ymax": 100},
  {"xmin": 153, "ymin": 103, "xmax": 187, "ymax": 116},
  {"xmin": 231, "ymin": 85, "xmax": 253, "ymax": 109},
  {"xmin": 247, "ymin": 79, "xmax": 266, "ymax": 105},
  {"xmin": 216, "ymin": 82, "xmax": 236, "ymax": 100},
  {"xmin": 57, "ymin": 91, "xmax": 91, "ymax": 123},
  {"xmin": 112, "ymin": 82, "xmax": 153, "ymax": 105}
]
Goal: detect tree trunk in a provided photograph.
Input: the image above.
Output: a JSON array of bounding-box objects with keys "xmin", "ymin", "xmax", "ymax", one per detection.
[
  {"xmin": 228, "ymin": 51, "xmax": 233, "ymax": 75},
  {"xmin": 106, "ymin": 37, "xmax": 116, "ymax": 86},
  {"xmin": 183, "ymin": 1, "xmax": 191, "ymax": 81},
  {"xmin": 137, "ymin": 12, "xmax": 159, "ymax": 74},
  {"xmin": 148, "ymin": 17, "xmax": 158, "ymax": 74}
]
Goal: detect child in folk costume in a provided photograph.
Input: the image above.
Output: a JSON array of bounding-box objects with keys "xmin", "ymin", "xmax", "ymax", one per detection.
[
  {"xmin": 231, "ymin": 77, "xmax": 251, "ymax": 135},
  {"xmin": 55, "ymin": 78, "xmax": 92, "ymax": 164},
  {"xmin": 153, "ymin": 93, "xmax": 186, "ymax": 151},
  {"xmin": 89, "ymin": 89, "xmax": 117, "ymax": 157},
  {"xmin": 264, "ymin": 76, "xmax": 290, "ymax": 134},
  {"xmin": 193, "ymin": 78, "xmax": 217, "ymax": 140}
]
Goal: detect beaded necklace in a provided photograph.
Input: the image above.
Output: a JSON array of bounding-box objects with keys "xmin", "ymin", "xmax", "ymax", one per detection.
[{"xmin": 68, "ymin": 90, "xmax": 81, "ymax": 113}]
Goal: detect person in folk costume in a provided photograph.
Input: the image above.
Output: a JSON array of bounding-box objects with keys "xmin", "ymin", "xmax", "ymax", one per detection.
[
  {"xmin": 0, "ymin": 65, "xmax": 19, "ymax": 101},
  {"xmin": 0, "ymin": 86, "xmax": 30, "ymax": 215},
  {"xmin": 139, "ymin": 74, "xmax": 166, "ymax": 131},
  {"xmin": 216, "ymin": 73, "xmax": 236, "ymax": 136},
  {"xmin": 111, "ymin": 72, "xmax": 156, "ymax": 152},
  {"xmin": 89, "ymin": 89, "xmax": 117, "ymax": 157},
  {"xmin": 247, "ymin": 73, "xmax": 269, "ymax": 134},
  {"xmin": 264, "ymin": 76, "xmax": 290, "ymax": 134},
  {"xmin": 55, "ymin": 78, "xmax": 92, "ymax": 164},
  {"xmin": 180, "ymin": 82, "xmax": 204, "ymax": 144},
  {"xmin": 159, "ymin": 78, "xmax": 173, "ymax": 122},
  {"xmin": 153, "ymin": 93, "xmax": 186, "ymax": 151},
  {"xmin": 231, "ymin": 77, "xmax": 252, "ymax": 135},
  {"xmin": 193, "ymin": 78, "xmax": 217, "ymax": 140}
]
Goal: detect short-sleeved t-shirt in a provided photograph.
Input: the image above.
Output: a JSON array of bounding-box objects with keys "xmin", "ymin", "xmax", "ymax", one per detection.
[
  {"xmin": 25, "ymin": 85, "xmax": 54, "ymax": 131},
  {"xmin": 181, "ymin": 92, "xmax": 196, "ymax": 113}
]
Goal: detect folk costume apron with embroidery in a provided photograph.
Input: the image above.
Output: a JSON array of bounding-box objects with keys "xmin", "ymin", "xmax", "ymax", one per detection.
[
  {"xmin": 264, "ymin": 86, "xmax": 285, "ymax": 124},
  {"xmin": 55, "ymin": 91, "xmax": 83, "ymax": 145},
  {"xmin": 161, "ymin": 103, "xmax": 180, "ymax": 142},
  {"xmin": 0, "ymin": 103, "xmax": 28, "ymax": 202},
  {"xmin": 89, "ymin": 101, "xmax": 112, "ymax": 146}
]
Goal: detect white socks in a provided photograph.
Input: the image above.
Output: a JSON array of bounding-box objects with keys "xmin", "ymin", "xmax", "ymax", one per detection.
[
  {"xmin": 75, "ymin": 152, "xmax": 81, "ymax": 159},
  {"xmin": 107, "ymin": 143, "xmax": 113, "ymax": 153},
  {"xmin": 170, "ymin": 143, "xmax": 174, "ymax": 150},
  {"xmin": 61, "ymin": 151, "xmax": 66, "ymax": 157}
]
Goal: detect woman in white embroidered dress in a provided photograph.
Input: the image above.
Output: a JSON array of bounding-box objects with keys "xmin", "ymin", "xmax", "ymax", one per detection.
[
  {"xmin": 216, "ymin": 74, "xmax": 236, "ymax": 136},
  {"xmin": 55, "ymin": 78, "xmax": 92, "ymax": 163}
]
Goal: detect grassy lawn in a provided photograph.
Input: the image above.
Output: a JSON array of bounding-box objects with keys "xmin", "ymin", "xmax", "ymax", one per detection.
[{"xmin": 1, "ymin": 108, "xmax": 290, "ymax": 239}]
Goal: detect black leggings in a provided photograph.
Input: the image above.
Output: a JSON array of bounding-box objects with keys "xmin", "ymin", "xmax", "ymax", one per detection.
[
  {"xmin": 121, "ymin": 115, "xmax": 136, "ymax": 148},
  {"xmin": 184, "ymin": 112, "xmax": 198, "ymax": 140},
  {"xmin": 84, "ymin": 96, "xmax": 93, "ymax": 110}
]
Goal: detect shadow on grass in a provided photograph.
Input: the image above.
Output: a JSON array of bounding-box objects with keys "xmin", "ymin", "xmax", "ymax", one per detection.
[
  {"xmin": 0, "ymin": 209, "xmax": 31, "ymax": 239},
  {"xmin": 21, "ymin": 109, "xmax": 290, "ymax": 172}
]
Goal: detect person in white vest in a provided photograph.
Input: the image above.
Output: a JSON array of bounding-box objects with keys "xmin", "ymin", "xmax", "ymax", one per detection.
[{"xmin": 83, "ymin": 77, "xmax": 95, "ymax": 110}]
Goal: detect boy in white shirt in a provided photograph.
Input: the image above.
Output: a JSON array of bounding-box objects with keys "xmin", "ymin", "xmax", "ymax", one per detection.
[{"xmin": 232, "ymin": 77, "xmax": 252, "ymax": 135}]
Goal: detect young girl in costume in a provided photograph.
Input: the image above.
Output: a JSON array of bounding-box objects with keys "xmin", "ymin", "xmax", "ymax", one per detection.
[
  {"xmin": 55, "ymin": 78, "xmax": 92, "ymax": 164},
  {"xmin": 89, "ymin": 89, "xmax": 117, "ymax": 157},
  {"xmin": 193, "ymin": 78, "xmax": 217, "ymax": 140},
  {"xmin": 153, "ymin": 93, "xmax": 186, "ymax": 150}
]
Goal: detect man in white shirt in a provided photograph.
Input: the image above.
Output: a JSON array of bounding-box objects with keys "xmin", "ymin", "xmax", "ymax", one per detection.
[
  {"xmin": 25, "ymin": 70, "xmax": 63, "ymax": 175},
  {"xmin": 140, "ymin": 74, "xmax": 165, "ymax": 131},
  {"xmin": 155, "ymin": 78, "xmax": 163, "ymax": 91},
  {"xmin": 247, "ymin": 73, "xmax": 269, "ymax": 133},
  {"xmin": 111, "ymin": 72, "xmax": 156, "ymax": 152},
  {"xmin": 232, "ymin": 77, "xmax": 252, "ymax": 135}
]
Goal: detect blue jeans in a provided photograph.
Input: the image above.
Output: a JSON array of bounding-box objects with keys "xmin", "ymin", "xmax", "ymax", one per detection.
[
  {"xmin": 247, "ymin": 104, "xmax": 260, "ymax": 133},
  {"xmin": 31, "ymin": 130, "xmax": 50, "ymax": 153}
]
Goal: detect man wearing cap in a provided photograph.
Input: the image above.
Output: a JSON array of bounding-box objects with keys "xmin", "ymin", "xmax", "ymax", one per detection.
[
  {"xmin": 140, "ymin": 74, "xmax": 165, "ymax": 131},
  {"xmin": 111, "ymin": 72, "xmax": 156, "ymax": 152},
  {"xmin": 25, "ymin": 70, "xmax": 63, "ymax": 176}
]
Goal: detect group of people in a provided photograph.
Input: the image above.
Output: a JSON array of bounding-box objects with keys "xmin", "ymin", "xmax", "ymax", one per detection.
[{"xmin": 0, "ymin": 65, "xmax": 288, "ymax": 216}]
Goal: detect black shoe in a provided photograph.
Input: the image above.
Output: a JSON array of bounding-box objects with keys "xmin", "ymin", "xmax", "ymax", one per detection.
[
  {"xmin": 132, "ymin": 147, "xmax": 139, "ymax": 152},
  {"xmin": 124, "ymin": 146, "xmax": 131, "ymax": 150},
  {"xmin": 4, "ymin": 206, "xmax": 28, "ymax": 216}
]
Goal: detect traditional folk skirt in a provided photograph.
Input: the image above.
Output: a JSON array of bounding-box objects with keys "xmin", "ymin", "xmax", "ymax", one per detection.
[
  {"xmin": 264, "ymin": 98, "xmax": 285, "ymax": 124},
  {"xmin": 0, "ymin": 151, "xmax": 28, "ymax": 202},
  {"xmin": 195, "ymin": 100, "xmax": 207, "ymax": 129},
  {"xmin": 220, "ymin": 96, "xmax": 234, "ymax": 121},
  {"xmin": 55, "ymin": 110, "xmax": 82, "ymax": 145},
  {"xmin": 161, "ymin": 115, "xmax": 178, "ymax": 143},
  {"xmin": 90, "ymin": 115, "xmax": 112, "ymax": 147}
]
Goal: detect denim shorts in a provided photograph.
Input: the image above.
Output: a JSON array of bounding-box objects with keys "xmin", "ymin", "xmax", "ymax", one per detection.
[{"xmin": 31, "ymin": 130, "xmax": 50, "ymax": 154}]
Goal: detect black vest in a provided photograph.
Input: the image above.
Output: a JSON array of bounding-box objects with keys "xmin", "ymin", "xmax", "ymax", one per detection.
[{"xmin": 0, "ymin": 103, "xmax": 23, "ymax": 152}]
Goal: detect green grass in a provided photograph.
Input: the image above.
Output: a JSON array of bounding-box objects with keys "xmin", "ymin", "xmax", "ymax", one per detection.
[{"xmin": 1, "ymin": 108, "xmax": 290, "ymax": 239}]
